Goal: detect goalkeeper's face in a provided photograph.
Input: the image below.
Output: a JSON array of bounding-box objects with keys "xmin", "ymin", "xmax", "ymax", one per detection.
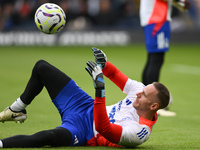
[{"xmin": 133, "ymin": 84, "xmax": 159, "ymax": 111}]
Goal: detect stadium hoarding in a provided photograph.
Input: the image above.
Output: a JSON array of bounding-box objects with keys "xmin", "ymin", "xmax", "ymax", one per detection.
[
  {"xmin": 0, "ymin": 30, "xmax": 199, "ymax": 46},
  {"xmin": 0, "ymin": 31, "xmax": 131, "ymax": 46}
]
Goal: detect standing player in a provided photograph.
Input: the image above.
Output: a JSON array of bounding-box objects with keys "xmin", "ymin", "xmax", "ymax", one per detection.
[
  {"xmin": 140, "ymin": 0, "xmax": 190, "ymax": 116},
  {"xmin": 0, "ymin": 48, "xmax": 170, "ymax": 148}
]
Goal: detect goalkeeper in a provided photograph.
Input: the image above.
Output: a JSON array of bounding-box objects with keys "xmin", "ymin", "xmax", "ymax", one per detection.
[{"xmin": 0, "ymin": 48, "xmax": 170, "ymax": 148}]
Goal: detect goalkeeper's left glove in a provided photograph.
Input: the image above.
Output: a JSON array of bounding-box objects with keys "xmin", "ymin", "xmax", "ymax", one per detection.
[
  {"xmin": 85, "ymin": 61, "xmax": 105, "ymax": 97},
  {"xmin": 172, "ymin": 0, "xmax": 190, "ymax": 12}
]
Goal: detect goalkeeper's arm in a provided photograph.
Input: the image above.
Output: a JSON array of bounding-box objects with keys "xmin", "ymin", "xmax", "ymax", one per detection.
[
  {"xmin": 91, "ymin": 47, "xmax": 128, "ymax": 91},
  {"xmin": 85, "ymin": 61, "xmax": 123, "ymax": 144}
]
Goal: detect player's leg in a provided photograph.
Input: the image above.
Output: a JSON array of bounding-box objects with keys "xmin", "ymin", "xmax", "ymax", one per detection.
[
  {"xmin": 0, "ymin": 60, "xmax": 71, "ymax": 122},
  {"xmin": 142, "ymin": 22, "xmax": 170, "ymax": 85},
  {"xmin": 20, "ymin": 59, "xmax": 71, "ymax": 104},
  {"xmin": 142, "ymin": 52, "xmax": 164, "ymax": 85},
  {"xmin": 0, "ymin": 127, "xmax": 72, "ymax": 148}
]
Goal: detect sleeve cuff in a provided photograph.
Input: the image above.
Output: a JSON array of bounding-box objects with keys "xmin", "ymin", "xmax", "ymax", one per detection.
[{"xmin": 95, "ymin": 89, "xmax": 106, "ymax": 97}]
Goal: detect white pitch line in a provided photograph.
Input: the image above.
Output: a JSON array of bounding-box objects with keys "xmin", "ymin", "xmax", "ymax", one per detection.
[{"xmin": 172, "ymin": 64, "xmax": 200, "ymax": 76}]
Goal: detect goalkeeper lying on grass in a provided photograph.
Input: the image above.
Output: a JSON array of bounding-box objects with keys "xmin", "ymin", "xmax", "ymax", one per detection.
[{"xmin": 0, "ymin": 48, "xmax": 170, "ymax": 148}]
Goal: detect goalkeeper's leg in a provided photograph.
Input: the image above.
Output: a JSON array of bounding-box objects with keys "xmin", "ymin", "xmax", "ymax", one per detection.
[
  {"xmin": 1, "ymin": 60, "xmax": 71, "ymax": 123},
  {"xmin": 20, "ymin": 59, "xmax": 71, "ymax": 104},
  {"xmin": 0, "ymin": 127, "xmax": 72, "ymax": 148}
]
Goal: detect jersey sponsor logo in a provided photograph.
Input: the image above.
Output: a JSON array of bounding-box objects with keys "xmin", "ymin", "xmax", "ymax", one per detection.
[
  {"xmin": 117, "ymin": 100, "xmax": 122, "ymax": 110},
  {"xmin": 137, "ymin": 128, "xmax": 148, "ymax": 140},
  {"xmin": 108, "ymin": 101, "xmax": 123, "ymax": 123},
  {"xmin": 109, "ymin": 106, "xmax": 116, "ymax": 123},
  {"xmin": 73, "ymin": 135, "xmax": 79, "ymax": 145}
]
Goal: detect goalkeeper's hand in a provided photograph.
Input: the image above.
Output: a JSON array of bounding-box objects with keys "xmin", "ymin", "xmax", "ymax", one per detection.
[
  {"xmin": 172, "ymin": 0, "xmax": 190, "ymax": 12},
  {"xmin": 85, "ymin": 61, "xmax": 105, "ymax": 97},
  {"xmin": 92, "ymin": 47, "xmax": 107, "ymax": 69}
]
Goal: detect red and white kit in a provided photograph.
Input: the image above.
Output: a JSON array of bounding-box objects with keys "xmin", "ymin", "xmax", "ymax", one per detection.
[
  {"xmin": 140, "ymin": 0, "xmax": 172, "ymax": 26},
  {"xmin": 90, "ymin": 62, "xmax": 158, "ymax": 147}
]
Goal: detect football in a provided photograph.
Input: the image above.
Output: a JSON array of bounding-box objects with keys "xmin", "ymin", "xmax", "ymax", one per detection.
[{"xmin": 34, "ymin": 3, "xmax": 66, "ymax": 34}]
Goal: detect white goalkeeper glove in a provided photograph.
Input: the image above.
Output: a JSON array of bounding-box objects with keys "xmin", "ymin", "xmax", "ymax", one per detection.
[{"xmin": 85, "ymin": 61, "xmax": 105, "ymax": 97}]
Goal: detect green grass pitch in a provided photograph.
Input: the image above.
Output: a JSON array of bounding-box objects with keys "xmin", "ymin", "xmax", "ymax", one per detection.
[{"xmin": 0, "ymin": 44, "xmax": 200, "ymax": 150}]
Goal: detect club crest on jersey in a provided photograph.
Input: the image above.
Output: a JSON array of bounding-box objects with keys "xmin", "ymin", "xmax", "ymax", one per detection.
[{"xmin": 126, "ymin": 99, "xmax": 132, "ymax": 105}]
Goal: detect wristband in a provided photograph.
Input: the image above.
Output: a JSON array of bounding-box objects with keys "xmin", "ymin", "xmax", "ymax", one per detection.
[{"xmin": 95, "ymin": 89, "xmax": 106, "ymax": 97}]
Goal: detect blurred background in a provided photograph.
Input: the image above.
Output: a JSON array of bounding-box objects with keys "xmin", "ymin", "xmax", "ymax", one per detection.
[
  {"xmin": 0, "ymin": 0, "xmax": 200, "ymax": 46},
  {"xmin": 0, "ymin": 1, "xmax": 200, "ymax": 148}
]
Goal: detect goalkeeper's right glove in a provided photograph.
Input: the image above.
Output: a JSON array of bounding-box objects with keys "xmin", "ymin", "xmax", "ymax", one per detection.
[
  {"xmin": 92, "ymin": 47, "xmax": 107, "ymax": 69},
  {"xmin": 85, "ymin": 61, "xmax": 105, "ymax": 98},
  {"xmin": 172, "ymin": 0, "xmax": 190, "ymax": 12}
]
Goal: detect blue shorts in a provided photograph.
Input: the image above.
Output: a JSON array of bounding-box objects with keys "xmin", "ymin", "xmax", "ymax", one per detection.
[
  {"xmin": 52, "ymin": 79, "xmax": 94, "ymax": 146},
  {"xmin": 144, "ymin": 21, "xmax": 170, "ymax": 53}
]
